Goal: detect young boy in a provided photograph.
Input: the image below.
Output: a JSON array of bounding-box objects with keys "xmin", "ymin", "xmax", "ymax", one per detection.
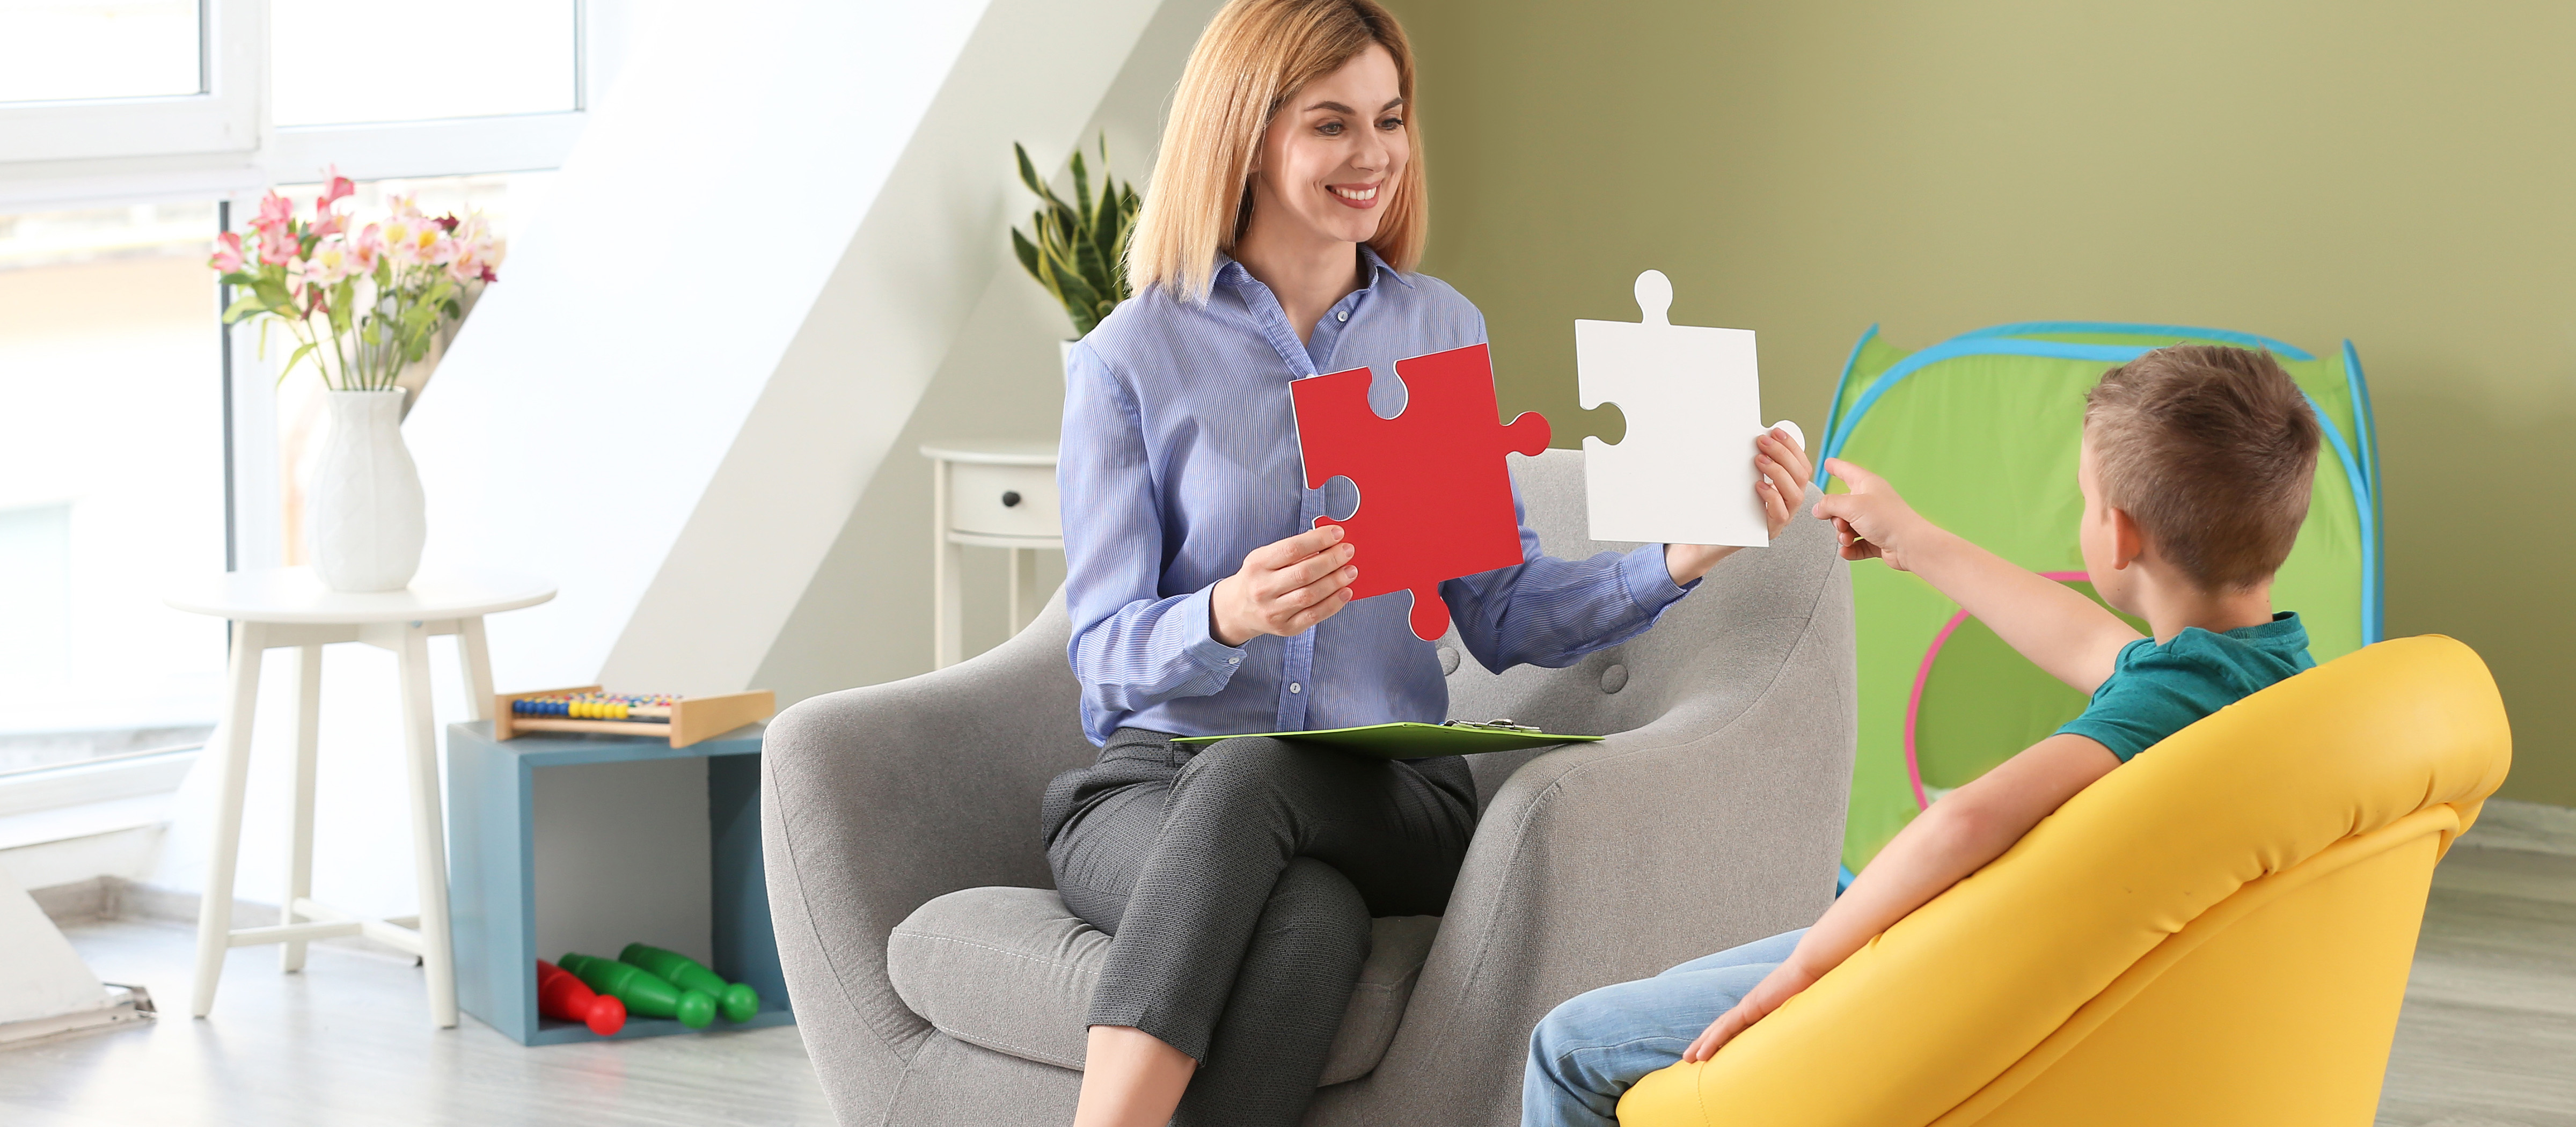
[{"xmin": 1521, "ymin": 345, "xmax": 2324, "ymax": 1126}]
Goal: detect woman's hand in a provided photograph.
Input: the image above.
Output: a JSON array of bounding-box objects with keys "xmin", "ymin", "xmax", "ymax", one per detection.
[
  {"xmin": 1664, "ymin": 426, "xmax": 1816, "ymax": 585},
  {"xmin": 1680, "ymin": 957, "xmax": 1820, "ymax": 1063},
  {"xmin": 1211, "ymin": 524, "xmax": 1359, "ymax": 646}
]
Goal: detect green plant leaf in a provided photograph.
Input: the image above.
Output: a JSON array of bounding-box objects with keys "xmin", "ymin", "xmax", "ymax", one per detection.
[
  {"xmin": 1014, "ymin": 142, "xmax": 1075, "ymax": 218},
  {"xmin": 275, "ymin": 340, "xmax": 318, "ymax": 384},
  {"xmin": 1089, "ymin": 182, "xmax": 1122, "ymax": 288},
  {"xmin": 1013, "ymin": 143, "xmax": 1049, "ymax": 200},
  {"xmin": 1011, "ymin": 226, "xmax": 1045, "ymax": 285},
  {"xmin": 1069, "ymin": 148, "xmax": 1094, "ymax": 232},
  {"xmin": 1049, "ymin": 256, "xmax": 1106, "ymax": 317}
]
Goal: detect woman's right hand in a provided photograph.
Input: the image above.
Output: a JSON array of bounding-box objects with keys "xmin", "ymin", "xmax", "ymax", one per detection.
[{"xmin": 1211, "ymin": 524, "xmax": 1359, "ymax": 646}]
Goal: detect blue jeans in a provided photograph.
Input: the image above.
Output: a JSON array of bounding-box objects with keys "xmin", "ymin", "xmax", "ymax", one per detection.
[{"xmin": 1521, "ymin": 928, "xmax": 1809, "ymax": 1127}]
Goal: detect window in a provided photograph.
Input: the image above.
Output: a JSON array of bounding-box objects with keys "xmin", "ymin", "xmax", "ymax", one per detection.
[
  {"xmin": 272, "ymin": 1, "xmax": 579, "ymax": 127},
  {"xmin": 0, "ymin": 1, "xmax": 647, "ymax": 196},
  {"xmin": 0, "ymin": 0, "xmax": 203, "ymax": 105},
  {"xmin": 0, "ymin": 3, "xmax": 643, "ymax": 824},
  {"xmin": 0, "ymin": 202, "xmax": 226, "ymax": 773}
]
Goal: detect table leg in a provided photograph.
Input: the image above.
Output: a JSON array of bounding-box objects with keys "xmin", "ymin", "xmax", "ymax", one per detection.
[
  {"xmin": 1009, "ymin": 547, "xmax": 1038, "ymax": 636},
  {"xmin": 193, "ymin": 620, "xmax": 268, "ymax": 1018},
  {"xmin": 456, "ymin": 616, "xmax": 494, "ymax": 722},
  {"xmin": 396, "ymin": 620, "xmax": 460, "ymax": 1028},
  {"xmin": 280, "ymin": 644, "xmax": 322, "ymax": 973},
  {"xmin": 934, "ymin": 460, "xmax": 962, "ymax": 669}
]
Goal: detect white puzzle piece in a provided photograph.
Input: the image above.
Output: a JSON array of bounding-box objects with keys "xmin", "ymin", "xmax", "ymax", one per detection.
[{"xmin": 1577, "ymin": 269, "xmax": 1789, "ymax": 547}]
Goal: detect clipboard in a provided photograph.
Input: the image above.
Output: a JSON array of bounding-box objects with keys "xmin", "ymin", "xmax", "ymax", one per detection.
[{"xmin": 1170, "ymin": 720, "xmax": 1601, "ymax": 760}]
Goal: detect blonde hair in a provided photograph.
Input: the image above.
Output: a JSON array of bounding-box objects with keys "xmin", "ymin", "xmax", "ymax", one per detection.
[{"xmin": 1128, "ymin": 0, "xmax": 1426, "ymax": 303}]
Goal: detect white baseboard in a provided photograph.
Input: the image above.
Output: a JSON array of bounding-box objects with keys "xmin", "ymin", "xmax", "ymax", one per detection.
[
  {"xmin": 2456, "ymin": 799, "xmax": 2576, "ymax": 857},
  {"xmin": 32, "ymin": 876, "xmax": 419, "ymax": 962}
]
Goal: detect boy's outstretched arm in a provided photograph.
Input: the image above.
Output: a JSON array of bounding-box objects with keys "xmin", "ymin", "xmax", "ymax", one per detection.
[
  {"xmin": 1812, "ymin": 458, "xmax": 2141, "ymax": 693},
  {"xmin": 1681, "ymin": 734, "xmax": 2121, "ymax": 1062}
]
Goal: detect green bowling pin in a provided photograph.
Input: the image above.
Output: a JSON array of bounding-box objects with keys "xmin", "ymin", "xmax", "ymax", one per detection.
[
  {"xmin": 619, "ymin": 942, "xmax": 761, "ymax": 1023},
  {"xmin": 561, "ymin": 951, "xmax": 716, "ymax": 1029}
]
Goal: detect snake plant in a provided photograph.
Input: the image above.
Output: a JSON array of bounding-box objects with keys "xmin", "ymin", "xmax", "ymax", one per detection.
[{"xmin": 1012, "ymin": 135, "xmax": 1140, "ymax": 338}]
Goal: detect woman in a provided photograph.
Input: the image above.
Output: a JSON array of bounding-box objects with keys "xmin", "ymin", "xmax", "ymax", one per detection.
[{"xmin": 1044, "ymin": 2, "xmax": 1812, "ymax": 1124}]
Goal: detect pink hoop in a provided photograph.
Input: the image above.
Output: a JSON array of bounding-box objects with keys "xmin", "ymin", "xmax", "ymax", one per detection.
[{"xmin": 1900, "ymin": 572, "xmax": 2090, "ymax": 811}]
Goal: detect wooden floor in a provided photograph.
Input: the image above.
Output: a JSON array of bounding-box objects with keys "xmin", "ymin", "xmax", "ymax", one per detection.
[
  {"xmin": 2379, "ymin": 844, "xmax": 2576, "ymax": 1127},
  {"xmin": 2, "ymin": 844, "xmax": 2568, "ymax": 1126},
  {"xmin": 0, "ymin": 919, "xmax": 832, "ymax": 1126}
]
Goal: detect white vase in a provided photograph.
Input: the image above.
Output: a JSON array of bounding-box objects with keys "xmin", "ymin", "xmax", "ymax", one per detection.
[{"xmin": 311, "ymin": 388, "xmax": 427, "ymax": 592}]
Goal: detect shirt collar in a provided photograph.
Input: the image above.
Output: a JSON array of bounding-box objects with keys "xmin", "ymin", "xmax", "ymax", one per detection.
[{"xmin": 1213, "ymin": 244, "xmax": 1415, "ymax": 292}]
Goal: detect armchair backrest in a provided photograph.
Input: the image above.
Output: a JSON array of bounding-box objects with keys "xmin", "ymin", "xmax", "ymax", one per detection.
[
  {"xmin": 1618, "ymin": 634, "xmax": 2513, "ymax": 1127},
  {"xmin": 1449, "ymin": 449, "xmax": 1839, "ymax": 807}
]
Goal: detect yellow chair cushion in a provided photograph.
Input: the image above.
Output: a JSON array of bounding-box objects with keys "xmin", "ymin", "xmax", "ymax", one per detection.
[{"xmin": 1619, "ymin": 635, "xmax": 2511, "ymax": 1126}]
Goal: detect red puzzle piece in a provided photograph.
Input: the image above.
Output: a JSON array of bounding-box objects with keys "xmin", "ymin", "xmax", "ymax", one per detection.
[{"xmin": 1291, "ymin": 343, "xmax": 1552, "ymax": 641}]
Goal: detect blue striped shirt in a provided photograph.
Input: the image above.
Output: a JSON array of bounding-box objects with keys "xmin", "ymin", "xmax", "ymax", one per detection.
[{"xmin": 1058, "ymin": 248, "xmax": 1694, "ymax": 745}]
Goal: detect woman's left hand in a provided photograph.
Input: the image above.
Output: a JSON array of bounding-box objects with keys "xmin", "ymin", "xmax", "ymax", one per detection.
[{"xmin": 1664, "ymin": 426, "xmax": 1814, "ymax": 584}]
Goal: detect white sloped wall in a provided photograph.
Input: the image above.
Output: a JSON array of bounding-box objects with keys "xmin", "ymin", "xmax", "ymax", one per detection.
[{"xmin": 150, "ymin": 0, "xmax": 1172, "ymax": 921}]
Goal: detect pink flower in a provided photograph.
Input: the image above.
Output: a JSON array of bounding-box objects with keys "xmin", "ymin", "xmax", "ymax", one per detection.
[
  {"xmin": 310, "ymin": 208, "xmax": 345, "ymax": 238},
  {"xmin": 303, "ymin": 239, "xmax": 353, "ymax": 284},
  {"xmin": 380, "ymin": 214, "xmax": 441, "ymax": 268},
  {"xmin": 254, "ymin": 191, "xmax": 295, "ymax": 232},
  {"xmin": 257, "ymin": 224, "xmax": 297, "ymax": 266},
  {"xmin": 320, "ymin": 166, "xmax": 355, "ymax": 207},
  {"xmin": 210, "ymin": 231, "xmax": 244, "ymax": 273},
  {"xmin": 350, "ymin": 222, "xmax": 384, "ymax": 269}
]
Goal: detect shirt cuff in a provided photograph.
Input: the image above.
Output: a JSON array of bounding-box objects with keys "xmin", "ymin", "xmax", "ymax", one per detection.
[
  {"xmin": 1622, "ymin": 543, "xmax": 1698, "ymax": 614},
  {"xmin": 1174, "ymin": 583, "xmax": 1251, "ymax": 681}
]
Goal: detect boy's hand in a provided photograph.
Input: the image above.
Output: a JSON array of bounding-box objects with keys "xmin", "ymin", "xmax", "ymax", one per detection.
[
  {"xmin": 1681, "ymin": 959, "xmax": 1820, "ymax": 1063},
  {"xmin": 1810, "ymin": 458, "xmax": 1933, "ymax": 570}
]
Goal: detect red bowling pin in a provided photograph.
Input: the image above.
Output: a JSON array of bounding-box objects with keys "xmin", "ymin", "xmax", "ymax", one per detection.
[{"xmin": 537, "ymin": 958, "xmax": 627, "ymax": 1035}]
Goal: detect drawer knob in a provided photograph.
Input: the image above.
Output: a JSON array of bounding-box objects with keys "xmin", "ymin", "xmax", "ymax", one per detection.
[{"xmin": 1001, "ymin": 491, "xmax": 1022, "ymax": 508}]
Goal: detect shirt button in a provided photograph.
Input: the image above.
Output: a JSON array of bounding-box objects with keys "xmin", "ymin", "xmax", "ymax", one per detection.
[
  {"xmin": 1228, "ymin": 656, "xmax": 1240, "ymax": 664},
  {"xmin": 1289, "ymin": 682, "xmax": 1303, "ymax": 694},
  {"xmin": 1335, "ymin": 310, "xmax": 1348, "ymax": 323}
]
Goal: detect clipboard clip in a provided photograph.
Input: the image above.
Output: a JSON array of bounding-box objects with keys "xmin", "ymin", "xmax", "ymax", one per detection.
[{"xmin": 1444, "ymin": 718, "xmax": 1541, "ymax": 733}]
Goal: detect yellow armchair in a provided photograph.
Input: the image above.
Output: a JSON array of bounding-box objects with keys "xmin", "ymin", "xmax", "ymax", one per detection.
[{"xmin": 1619, "ymin": 635, "xmax": 2511, "ymax": 1127}]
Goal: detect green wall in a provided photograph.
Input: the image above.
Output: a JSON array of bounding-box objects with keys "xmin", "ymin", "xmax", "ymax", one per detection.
[{"xmin": 1393, "ymin": 0, "xmax": 2575, "ymax": 804}]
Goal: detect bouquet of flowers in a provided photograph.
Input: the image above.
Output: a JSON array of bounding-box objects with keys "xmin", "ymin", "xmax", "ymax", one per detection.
[{"xmin": 210, "ymin": 167, "xmax": 506, "ymax": 391}]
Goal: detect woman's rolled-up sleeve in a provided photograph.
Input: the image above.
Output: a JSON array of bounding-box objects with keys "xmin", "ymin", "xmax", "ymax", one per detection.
[
  {"xmin": 1439, "ymin": 483, "xmax": 1696, "ymax": 675},
  {"xmin": 1059, "ymin": 344, "xmax": 1248, "ymax": 728}
]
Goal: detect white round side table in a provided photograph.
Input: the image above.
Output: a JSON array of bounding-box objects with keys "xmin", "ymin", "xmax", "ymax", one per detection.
[{"xmin": 164, "ymin": 566, "xmax": 555, "ymax": 1028}]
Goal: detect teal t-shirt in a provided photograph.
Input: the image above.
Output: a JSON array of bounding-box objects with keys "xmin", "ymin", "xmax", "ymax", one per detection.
[{"xmin": 2055, "ymin": 612, "xmax": 2316, "ymax": 762}]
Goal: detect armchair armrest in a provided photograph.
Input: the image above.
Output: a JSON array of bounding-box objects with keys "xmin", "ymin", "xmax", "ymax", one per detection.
[{"xmin": 762, "ymin": 589, "xmax": 1092, "ymax": 1112}]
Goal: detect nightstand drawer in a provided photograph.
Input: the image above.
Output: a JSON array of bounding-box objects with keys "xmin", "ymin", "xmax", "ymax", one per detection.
[{"xmin": 949, "ymin": 462, "xmax": 1060, "ymax": 539}]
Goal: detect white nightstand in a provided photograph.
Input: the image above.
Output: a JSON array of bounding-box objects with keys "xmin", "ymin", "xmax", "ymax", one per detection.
[{"xmin": 921, "ymin": 440, "xmax": 1061, "ymax": 668}]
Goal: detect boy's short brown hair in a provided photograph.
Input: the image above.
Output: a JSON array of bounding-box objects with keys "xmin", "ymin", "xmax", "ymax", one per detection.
[{"xmin": 2085, "ymin": 345, "xmax": 2322, "ymax": 591}]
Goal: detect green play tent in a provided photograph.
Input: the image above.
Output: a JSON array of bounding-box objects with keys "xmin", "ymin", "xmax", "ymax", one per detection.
[{"xmin": 1815, "ymin": 322, "xmax": 2383, "ymax": 880}]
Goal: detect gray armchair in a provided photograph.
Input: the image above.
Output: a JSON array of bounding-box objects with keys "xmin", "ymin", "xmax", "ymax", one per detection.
[{"xmin": 761, "ymin": 449, "xmax": 1855, "ymax": 1126}]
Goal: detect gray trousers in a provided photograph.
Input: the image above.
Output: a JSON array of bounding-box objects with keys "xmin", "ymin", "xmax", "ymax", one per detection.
[{"xmin": 1040, "ymin": 729, "xmax": 1478, "ymax": 1126}]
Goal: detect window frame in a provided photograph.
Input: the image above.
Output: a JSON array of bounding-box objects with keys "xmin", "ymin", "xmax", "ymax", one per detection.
[
  {"xmin": 0, "ymin": 0, "xmax": 264, "ymax": 164},
  {"xmin": 0, "ymin": 0, "xmax": 615, "ymax": 207}
]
